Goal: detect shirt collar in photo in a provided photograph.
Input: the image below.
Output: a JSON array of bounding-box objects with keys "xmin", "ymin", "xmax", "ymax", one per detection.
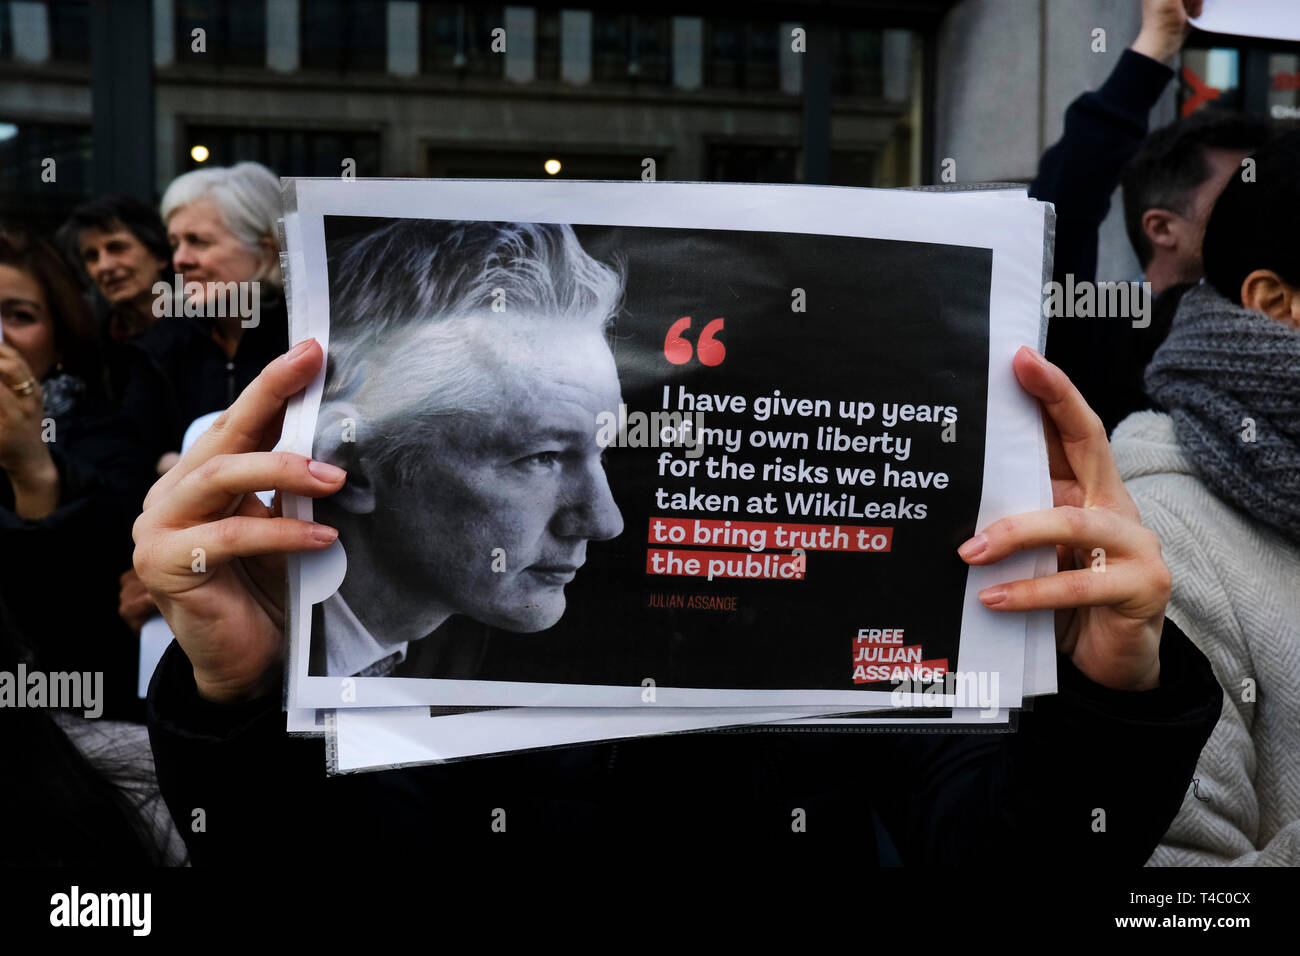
[{"xmin": 323, "ymin": 591, "xmax": 409, "ymax": 678}]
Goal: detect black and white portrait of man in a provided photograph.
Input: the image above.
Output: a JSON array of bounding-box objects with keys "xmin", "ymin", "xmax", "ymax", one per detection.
[
  {"xmin": 308, "ymin": 220, "xmax": 627, "ymax": 678},
  {"xmin": 297, "ymin": 201, "xmax": 994, "ymax": 699}
]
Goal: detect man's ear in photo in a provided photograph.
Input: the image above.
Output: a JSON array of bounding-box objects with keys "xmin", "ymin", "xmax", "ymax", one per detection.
[{"xmin": 315, "ymin": 401, "xmax": 375, "ymax": 514}]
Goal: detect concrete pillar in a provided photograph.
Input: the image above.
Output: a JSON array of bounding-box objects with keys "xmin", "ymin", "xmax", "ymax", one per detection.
[
  {"xmin": 153, "ymin": 0, "xmax": 173, "ymax": 67},
  {"xmin": 779, "ymin": 22, "xmax": 801, "ymax": 94},
  {"xmin": 935, "ymin": 0, "xmax": 1174, "ymax": 282}
]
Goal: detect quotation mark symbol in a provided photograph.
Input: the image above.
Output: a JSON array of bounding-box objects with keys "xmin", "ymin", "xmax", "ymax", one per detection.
[{"xmin": 663, "ymin": 317, "xmax": 726, "ymax": 367}]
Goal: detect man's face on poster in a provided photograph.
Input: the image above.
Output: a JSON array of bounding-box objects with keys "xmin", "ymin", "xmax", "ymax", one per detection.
[{"xmin": 365, "ymin": 317, "xmax": 625, "ymax": 633}]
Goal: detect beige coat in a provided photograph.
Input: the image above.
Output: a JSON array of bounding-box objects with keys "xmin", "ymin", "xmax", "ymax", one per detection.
[{"xmin": 1113, "ymin": 410, "xmax": 1300, "ymax": 865}]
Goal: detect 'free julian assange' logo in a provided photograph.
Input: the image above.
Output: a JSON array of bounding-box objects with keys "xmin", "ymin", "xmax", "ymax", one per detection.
[
  {"xmin": 50, "ymin": 886, "xmax": 151, "ymax": 936},
  {"xmin": 0, "ymin": 664, "xmax": 102, "ymax": 718}
]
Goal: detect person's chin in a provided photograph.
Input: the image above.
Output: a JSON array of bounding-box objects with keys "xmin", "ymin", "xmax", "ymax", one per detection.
[{"xmin": 490, "ymin": 588, "xmax": 567, "ymax": 633}]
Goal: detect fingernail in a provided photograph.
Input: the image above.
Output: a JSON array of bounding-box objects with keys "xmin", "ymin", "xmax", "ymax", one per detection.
[
  {"xmin": 979, "ymin": 587, "xmax": 1007, "ymax": 607},
  {"xmin": 287, "ymin": 339, "xmax": 314, "ymax": 360},
  {"xmin": 1023, "ymin": 346, "xmax": 1050, "ymax": 368},
  {"xmin": 307, "ymin": 459, "xmax": 346, "ymax": 482},
  {"xmin": 311, "ymin": 524, "xmax": 339, "ymax": 544},
  {"xmin": 958, "ymin": 533, "xmax": 987, "ymax": 560}
]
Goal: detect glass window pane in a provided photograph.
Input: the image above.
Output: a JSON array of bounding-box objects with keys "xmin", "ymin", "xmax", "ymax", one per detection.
[
  {"xmin": 226, "ymin": 0, "xmax": 266, "ymax": 66},
  {"xmin": 535, "ymin": 9, "xmax": 560, "ymax": 81},
  {"xmin": 48, "ymin": 0, "xmax": 90, "ymax": 63},
  {"xmin": 347, "ymin": 0, "xmax": 386, "ymax": 71},
  {"xmin": 301, "ymin": 0, "xmax": 345, "ymax": 70},
  {"xmin": 593, "ymin": 13, "xmax": 627, "ymax": 83}
]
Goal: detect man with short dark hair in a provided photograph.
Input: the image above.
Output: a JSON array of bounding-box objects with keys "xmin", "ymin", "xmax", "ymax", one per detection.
[
  {"xmin": 1029, "ymin": 0, "xmax": 1271, "ymax": 434},
  {"xmin": 1121, "ymin": 111, "xmax": 1270, "ymax": 296}
]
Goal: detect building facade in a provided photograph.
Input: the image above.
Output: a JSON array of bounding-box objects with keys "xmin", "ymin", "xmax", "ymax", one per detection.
[{"xmin": 2, "ymin": 0, "xmax": 1296, "ymax": 276}]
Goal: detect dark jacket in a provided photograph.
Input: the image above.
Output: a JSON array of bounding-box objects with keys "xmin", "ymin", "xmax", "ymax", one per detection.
[
  {"xmin": 0, "ymin": 388, "xmax": 155, "ymax": 722},
  {"xmin": 129, "ymin": 295, "xmax": 290, "ymax": 453},
  {"xmin": 1029, "ymin": 48, "xmax": 1176, "ymax": 434},
  {"xmin": 148, "ymin": 618, "xmax": 1221, "ymax": 862}
]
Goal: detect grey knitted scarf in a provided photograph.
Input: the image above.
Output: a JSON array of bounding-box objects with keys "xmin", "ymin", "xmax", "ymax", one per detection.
[{"xmin": 1145, "ymin": 282, "xmax": 1300, "ymax": 545}]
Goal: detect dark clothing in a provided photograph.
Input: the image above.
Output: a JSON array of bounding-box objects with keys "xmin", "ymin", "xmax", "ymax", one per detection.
[
  {"xmin": 148, "ymin": 618, "xmax": 1220, "ymax": 862},
  {"xmin": 0, "ymin": 392, "xmax": 155, "ymax": 722},
  {"xmin": 1030, "ymin": 48, "xmax": 1176, "ymax": 434},
  {"xmin": 106, "ymin": 339, "xmax": 182, "ymax": 464},
  {"xmin": 84, "ymin": 294, "xmax": 185, "ymax": 463},
  {"xmin": 130, "ymin": 297, "xmax": 290, "ymax": 452}
]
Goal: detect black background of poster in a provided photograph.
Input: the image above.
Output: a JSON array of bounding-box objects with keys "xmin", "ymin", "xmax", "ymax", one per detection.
[{"xmin": 318, "ymin": 216, "xmax": 991, "ymax": 690}]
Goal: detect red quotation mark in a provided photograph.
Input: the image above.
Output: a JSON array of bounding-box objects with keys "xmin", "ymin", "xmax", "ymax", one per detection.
[{"xmin": 664, "ymin": 316, "xmax": 726, "ymax": 366}]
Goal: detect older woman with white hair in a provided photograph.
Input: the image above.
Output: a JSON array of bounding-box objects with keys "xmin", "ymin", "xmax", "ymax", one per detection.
[
  {"xmin": 132, "ymin": 161, "xmax": 290, "ymax": 464},
  {"xmin": 115, "ymin": 162, "xmax": 291, "ymax": 635}
]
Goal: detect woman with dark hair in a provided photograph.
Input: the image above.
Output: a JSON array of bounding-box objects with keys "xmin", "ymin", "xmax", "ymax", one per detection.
[
  {"xmin": 55, "ymin": 195, "xmax": 180, "ymax": 466},
  {"xmin": 0, "ymin": 223, "xmax": 154, "ymax": 722},
  {"xmin": 56, "ymin": 193, "xmax": 172, "ymax": 346}
]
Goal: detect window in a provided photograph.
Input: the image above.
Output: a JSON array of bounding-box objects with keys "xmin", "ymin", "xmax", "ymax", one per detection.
[
  {"xmin": 300, "ymin": 0, "xmax": 386, "ymax": 72},
  {"xmin": 630, "ymin": 15, "xmax": 670, "ymax": 85},
  {"xmin": 0, "ymin": 2, "xmax": 11, "ymax": 59},
  {"xmin": 184, "ymin": 125, "xmax": 381, "ymax": 177},
  {"xmin": 48, "ymin": 0, "xmax": 90, "ymax": 62},
  {"xmin": 175, "ymin": 0, "xmax": 267, "ymax": 67},
  {"xmin": 1268, "ymin": 52, "xmax": 1300, "ymax": 122},
  {"xmin": 535, "ymin": 8, "xmax": 560, "ymax": 81},
  {"xmin": 0, "ymin": 120, "xmax": 93, "ymax": 235},
  {"xmin": 0, "ymin": 1, "xmax": 90, "ymax": 63},
  {"xmin": 704, "ymin": 20, "xmax": 778, "ymax": 91},
  {"xmin": 592, "ymin": 14, "xmax": 671, "ymax": 85},
  {"xmin": 707, "ymin": 143, "xmax": 797, "ymax": 184},
  {"xmin": 420, "ymin": 3, "xmax": 503, "ymax": 78},
  {"xmin": 591, "ymin": 13, "xmax": 627, "ymax": 83},
  {"xmin": 834, "ymin": 29, "xmax": 884, "ymax": 97},
  {"xmin": 829, "ymin": 150, "xmax": 878, "ymax": 187},
  {"xmin": 1182, "ymin": 39, "xmax": 1300, "ymax": 121}
]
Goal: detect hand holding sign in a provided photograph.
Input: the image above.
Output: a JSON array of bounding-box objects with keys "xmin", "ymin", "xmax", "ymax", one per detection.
[
  {"xmin": 1191, "ymin": 0, "xmax": 1300, "ymax": 43},
  {"xmin": 133, "ymin": 339, "xmax": 344, "ymax": 704},
  {"xmin": 958, "ymin": 348, "xmax": 1168, "ymax": 693}
]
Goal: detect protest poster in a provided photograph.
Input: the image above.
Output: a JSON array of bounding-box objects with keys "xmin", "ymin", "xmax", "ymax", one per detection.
[
  {"xmin": 326, "ymin": 703, "xmax": 1011, "ymax": 772},
  {"xmin": 280, "ymin": 179, "xmax": 1052, "ymax": 712},
  {"xmin": 1192, "ymin": 0, "xmax": 1300, "ymax": 42}
]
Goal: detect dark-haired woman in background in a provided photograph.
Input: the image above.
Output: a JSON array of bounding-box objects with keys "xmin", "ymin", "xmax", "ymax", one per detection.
[
  {"xmin": 0, "ymin": 224, "xmax": 154, "ymax": 723},
  {"xmin": 56, "ymin": 194, "xmax": 181, "ymax": 467},
  {"xmin": 1113, "ymin": 130, "xmax": 1300, "ymax": 865}
]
